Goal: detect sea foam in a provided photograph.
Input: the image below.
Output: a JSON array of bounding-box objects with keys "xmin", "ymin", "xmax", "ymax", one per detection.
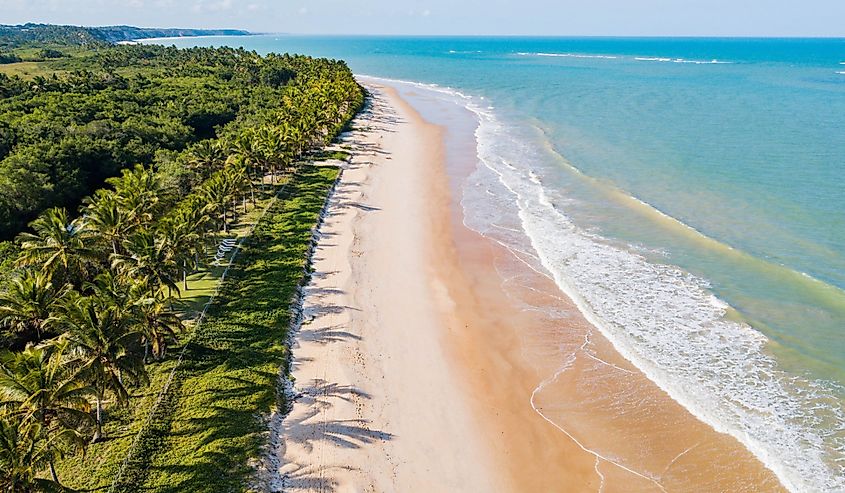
[
  {"xmin": 635, "ymin": 56, "xmax": 731, "ymax": 64},
  {"xmin": 515, "ymin": 52, "xmax": 730, "ymax": 64},
  {"xmin": 363, "ymin": 75, "xmax": 845, "ymax": 493},
  {"xmin": 517, "ymin": 52, "xmax": 619, "ymax": 59}
]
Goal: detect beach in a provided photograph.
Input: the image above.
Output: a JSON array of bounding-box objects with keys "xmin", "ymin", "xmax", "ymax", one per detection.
[{"xmin": 260, "ymin": 81, "xmax": 788, "ymax": 491}]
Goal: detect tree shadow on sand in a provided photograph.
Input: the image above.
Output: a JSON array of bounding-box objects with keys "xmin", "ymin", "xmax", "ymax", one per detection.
[{"xmin": 274, "ymin": 379, "xmax": 393, "ymax": 492}]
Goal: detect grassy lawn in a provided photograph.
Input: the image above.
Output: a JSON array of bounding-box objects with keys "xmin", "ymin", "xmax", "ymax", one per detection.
[
  {"xmin": 55, "ymin": 166, "xmax": 338, "ymax": 491},
  {"xmin": 0, "ymin": 60, "xmax": 63, "ymax": 78}
]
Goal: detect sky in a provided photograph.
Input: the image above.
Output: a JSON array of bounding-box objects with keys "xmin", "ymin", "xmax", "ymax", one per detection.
[{"xmin": 2, "ymin": 0, "xmax": 844, "ymax": 37}]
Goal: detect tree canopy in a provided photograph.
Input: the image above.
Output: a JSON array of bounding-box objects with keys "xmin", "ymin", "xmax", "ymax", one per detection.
[{"xmin": 0, "ymin": 38, "xmax": 364, "ymax": 489}]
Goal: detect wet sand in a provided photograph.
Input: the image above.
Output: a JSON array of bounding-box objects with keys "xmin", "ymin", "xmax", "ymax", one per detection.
[{"xmin": 261, "ymin": 81, "xmax": 786, "ymax": 492}]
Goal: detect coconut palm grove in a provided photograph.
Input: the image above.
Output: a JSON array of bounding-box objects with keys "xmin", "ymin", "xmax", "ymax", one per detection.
[{"xmin": 0, "ymin": 24, "xmax": 364, "ymax": 491}]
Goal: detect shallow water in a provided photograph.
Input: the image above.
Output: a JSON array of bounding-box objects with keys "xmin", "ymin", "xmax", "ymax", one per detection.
[{"xmin": 145, "ymin": 36, "xmax": 845, "ymax": 491}]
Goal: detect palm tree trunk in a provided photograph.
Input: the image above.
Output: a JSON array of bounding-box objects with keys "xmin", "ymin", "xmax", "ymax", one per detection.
[
  {"xmin": 92, "ymin": 393, "xmax": 103, "ymax": 443},
  {"xmin": 49, "ymin": 459, "xmax": 60, "ymax": 484}
]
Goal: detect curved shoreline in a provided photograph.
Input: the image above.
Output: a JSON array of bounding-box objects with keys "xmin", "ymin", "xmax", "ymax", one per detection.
[{"xmin": 376, "ymin": 77, "xmax": 788, "ymax": 491}]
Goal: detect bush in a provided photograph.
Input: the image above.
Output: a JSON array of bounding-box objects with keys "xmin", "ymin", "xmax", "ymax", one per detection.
[{"xmin": 0, "ymin": 53, "xmax": 22, "ymax": 64}]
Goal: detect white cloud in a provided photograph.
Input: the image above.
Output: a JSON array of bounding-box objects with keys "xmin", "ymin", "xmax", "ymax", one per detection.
[{"xmin": 298, "ymin": 6, "xmax": 308, "ymax": 15}]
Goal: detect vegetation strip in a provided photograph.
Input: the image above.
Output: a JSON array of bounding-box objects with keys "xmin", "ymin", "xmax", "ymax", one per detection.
[
  {"xmin": 138, "ymin": 165, "xmax": 340, "ymax": 491},
  {"xmin": 107, "ymin": 176, "xmax": 288, "ymax": 491}
]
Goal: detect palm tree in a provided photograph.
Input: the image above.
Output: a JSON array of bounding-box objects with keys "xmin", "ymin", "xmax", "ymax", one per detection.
[
  {"xmin": 255, "ymin": 126, "xmax": 285, "ymax": 184},
  {"xmin": 229, "ymin": 130, "xmax": 264, "ymax": 192},
  {"xmin": 0, "ymin": 416, "xmax": 66, "ymax": 492},
  {"xmin": 224, "ymin": 165, "xmax": 249, "ymax": 219},
  {"xmin": 112, "ymin": 230, "xmax": 180, "ymax": 299},
  {"xmin": 188, "ymin": 140, "xmax": 226, "ymax": 179},
  {"xmin": 200, "ymin": 173, "xmax": 234, "ymax": 234},
  {"xmin": 132, "ymin": 292, "xmax": 183, "ymax": 362},
  {"xmin": 159, "ymin": 208, "xmax": 206, "ymax": 291},
  {"xmin": 108, "ymin": 165, "xmax": 160, "ymax": 229},
  {"xmin": 54, "ymin": 295, "xmax": 145, "ymax": 442},
  {"xmin": 16, "ymin": 208, "xmax": 95, "ymax": 285},
  {"xmin": 0, "ymin": 270, "xmax": 70, "ymax": 345},
  {"xmin": 82, "ymin": 189, "xmax": 132, "ymax": 256},
  {"xmin": 0, "ymin": 344, "xmax": 90, "ymax": 483}
]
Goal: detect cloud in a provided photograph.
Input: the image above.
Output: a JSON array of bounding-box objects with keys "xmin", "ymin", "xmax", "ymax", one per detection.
[{"xmin": 298, "ymin": 6, "xmax": 308, "ymax": 15}]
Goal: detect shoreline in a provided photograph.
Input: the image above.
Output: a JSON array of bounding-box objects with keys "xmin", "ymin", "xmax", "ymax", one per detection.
[
  {"xmin": 380, "ymin": 77, "xmax": 796, "ymax": 491},
  {"xmin": 259, "ymin": 84, "xmax": 507, "ymax": 490},
  {"xmin": 263, "ymin": 81, "xmax": 788, "ymax": 491}
]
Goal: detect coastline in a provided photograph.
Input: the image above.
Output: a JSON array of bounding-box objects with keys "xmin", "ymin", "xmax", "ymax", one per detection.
[
  {"xmin": 263, "ymin": 81, "xmax": 788, "ymax": 491},
  {"xmin": 258, "ymin": 83, "xmax": 506, "ymax": 490}
]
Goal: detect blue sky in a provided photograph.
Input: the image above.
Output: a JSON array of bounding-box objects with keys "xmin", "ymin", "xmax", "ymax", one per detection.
[{"xmin": 3, "ymin": 0, "xmax": 844, "ymax": 37}]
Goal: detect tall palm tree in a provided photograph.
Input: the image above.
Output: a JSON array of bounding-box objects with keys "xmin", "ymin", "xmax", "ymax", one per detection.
[
  {"xmin": 54, "ymin": 295, "xmax": 145, "ymax": 442},
  {"xmin": 0, "ymin": 344, "xmax": 90, "ymax": 482},
  {"xmin": 16, "ymin": 208, "xmax": 95, "ymax": 285},
  {"xmin": 200, "ymin": 173, "xmax": 234, "ymax": 234},
  {"xmin": 255, "ymin": 126, "xmax": 285, "ymax": 184},
  {"xmin": 159, "ymin": 209, "xmax": 205, "ymax": 291},
  {"xmin": 82, "ymin": 189, "xmax": 132, "ymax": 256},
  {"xmin": 108, "ymin": 165, "xmax": 160, "ymax": 229},
  {"xmin": 112, "ymin": 230, "xmax": 180, "ymax": 299},
  {"xmin": 188, "ymin": 140, "xmax": 226, "ymax": 179},
  {"xmin": 132, "ymin": 292, "xmax": 183, "ymax": 362},
  {"xmin": 229, "ymin": 130, "xmax": 264, "ymax": 192},
  {"xmin": 0, "ymin": 416, "xmax": 66, "ymax": 492},
  {"xmin": 0, "ymin": 270, "xmax": 70, "ymax": 345}
]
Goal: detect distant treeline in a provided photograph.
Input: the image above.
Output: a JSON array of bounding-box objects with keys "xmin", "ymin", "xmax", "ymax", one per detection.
[{"xmin": 0, "ymin": 23, "xmax": 250, "ymax": 50}]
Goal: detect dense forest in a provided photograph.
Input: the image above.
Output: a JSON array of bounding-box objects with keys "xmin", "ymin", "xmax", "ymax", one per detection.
[
  {"xmin": 0, "ymin": 31, "xmax": 364, "ymax": 490},
  {"xmin": 0, "ymin": 43, "xmax": 288, "ymax": 240}
]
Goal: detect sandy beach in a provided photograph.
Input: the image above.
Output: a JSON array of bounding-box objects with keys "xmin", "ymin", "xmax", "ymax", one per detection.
[{"xmin": 259, "ymin": 81, "xmax": 787, "ymax": 492}]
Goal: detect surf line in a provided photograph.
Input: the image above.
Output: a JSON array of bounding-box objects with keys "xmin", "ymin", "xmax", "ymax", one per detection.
[{"xmin": 529, "ymin": 334, "xmax": 668, "ymax": 492}]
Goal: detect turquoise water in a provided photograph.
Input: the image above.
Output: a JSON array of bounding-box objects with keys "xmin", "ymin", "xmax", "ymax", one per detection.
[{"xmin": 146, "ymin": 36, "xmax": 844, "ymax": 490}]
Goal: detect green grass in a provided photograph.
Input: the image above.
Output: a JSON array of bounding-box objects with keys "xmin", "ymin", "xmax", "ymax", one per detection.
[
  {"xmin": 310, "ymin": 149, "xmax": 350, "ymax": 162},
  {"xmin": 0, "ymin": 60, "xmax": 62, "ymax": 78},
  {"xmin": 52, "ymin": 170, "xmax": 335, "ymax": 491},
  {"xmin": 138, "ymin": 165, "xmax": 338, "ymax": 492},
  {"xmin": 176, "ymin": 183, "xmax": 289, "ymax": 316}
]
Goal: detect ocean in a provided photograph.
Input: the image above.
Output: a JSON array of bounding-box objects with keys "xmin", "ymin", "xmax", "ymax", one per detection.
[{"xmin": 144, "ymin": 36, "xmax": 845, "ymax": 491}]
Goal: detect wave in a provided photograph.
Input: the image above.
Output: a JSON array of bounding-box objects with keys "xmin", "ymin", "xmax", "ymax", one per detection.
[
  {"xmin": 515, "ymin": 52, "xmax": 731, "ymax": 64},
  {"xmin": 837, "ymin": 71, "xmax": 845, "ymax": 75},
  {"xmin": 360, "ymin": 75, "xmax": 845, "ymax": 493},
  {"xmin": 517, "ymin": 52, "xmax": 619, "ymax": 59},
  {"xmin": 635, "ymin": 56, "xmax": 732, "ymax": 64},
  {"xmin": 467, "ymin": 105, "xmax": 843, "ymax": 493}
]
